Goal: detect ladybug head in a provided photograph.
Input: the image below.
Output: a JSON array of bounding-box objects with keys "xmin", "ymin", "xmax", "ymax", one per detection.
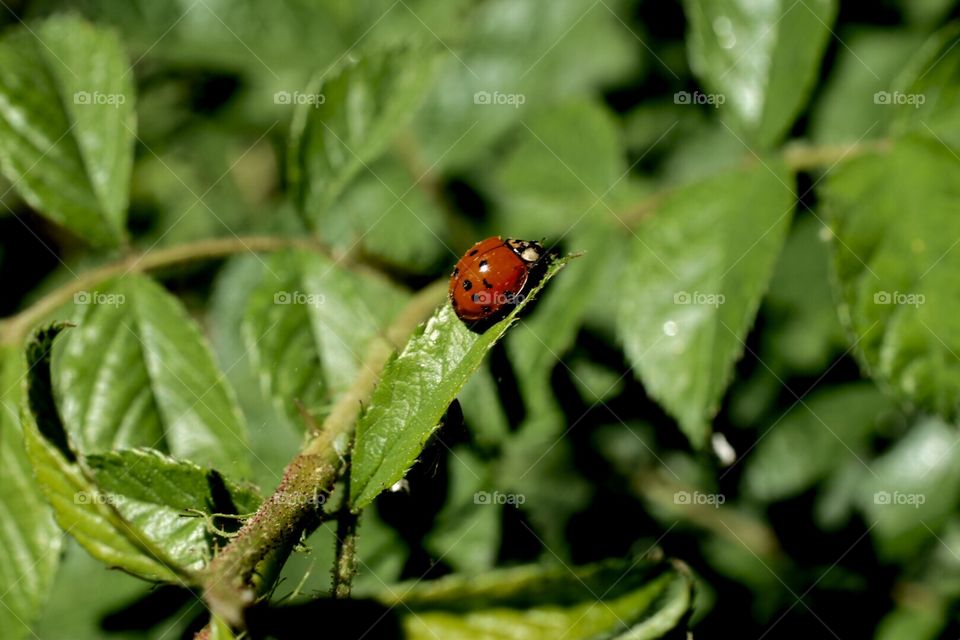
[{"xmin": 505, "ymin": 238, "xmax": 544, "ymax": 263}]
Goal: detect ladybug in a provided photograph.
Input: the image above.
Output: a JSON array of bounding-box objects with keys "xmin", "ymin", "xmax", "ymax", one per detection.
[{"xmin": 449, "ymin": 236, "xmax": 547, "ymax": 324}]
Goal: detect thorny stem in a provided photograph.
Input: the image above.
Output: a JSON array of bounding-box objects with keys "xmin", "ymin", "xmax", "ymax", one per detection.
[
  {"xmin": 201, "ymin": 280, "xmax": 447, "ymax": 628},
  {"xmin": 332, "ymin": 454, "xmax": 360, "ymax": 599}
]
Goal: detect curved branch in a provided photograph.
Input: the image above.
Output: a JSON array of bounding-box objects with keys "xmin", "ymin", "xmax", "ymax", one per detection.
[
  {"xmin": 0, "ymin": 235, "xmax": 346, "ymax": 345},
  {"xmin": 201, "ymin": 280, "xmax": 448, "ymax": 627}
]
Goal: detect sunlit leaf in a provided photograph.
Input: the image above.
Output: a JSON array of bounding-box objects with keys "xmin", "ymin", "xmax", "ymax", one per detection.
[
  {"xmin": 23, "ymin": 324, "xmax": 186, "ymax": 583},
  {"xmin": 53, "ymin": 276, "xmax": 250, "ymax": 475},
  {"xmin": 683, "ymin": 0, "xmax": 837, "ymax": 146},
  {"xmin": 0, "ymin": 15, "xmax": 134, "ymax": 246},
  {"xmin": 382, "ymin": 558, "xmax": 693, "ymax": 640},
  {"xmin": 0, "ymin": 345, "xmax": 61, "ymax": 640}
]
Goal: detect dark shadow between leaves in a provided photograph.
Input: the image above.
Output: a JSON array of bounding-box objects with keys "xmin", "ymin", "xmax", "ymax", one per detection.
[{"xmin": 245, "ymin": 598, "xmax": 403, "ymax": 640}]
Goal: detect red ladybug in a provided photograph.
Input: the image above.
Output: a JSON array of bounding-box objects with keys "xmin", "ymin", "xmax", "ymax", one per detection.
[{"xmin": 449, "ymin": 236, "xmax": 546, "ymax": 323}]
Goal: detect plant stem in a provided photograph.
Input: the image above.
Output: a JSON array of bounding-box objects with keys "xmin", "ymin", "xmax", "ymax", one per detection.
[
  {"xmin": 782, "ymin": 138, "xmax": 890, "ymax": 172},
  {"xmin": 332, "ymin": 478, "xmax": 360, "ymax": 599},
  {"xmin": 201, "ymin": 280, "xmax": 447, "ymax": 628},
  {"xmin": 617, "ymin": 137, "xmax": 889, "ymax": 227},
  {"xmin": 0, "ymin": 235, "xmax": 353, "ymax": 345}
]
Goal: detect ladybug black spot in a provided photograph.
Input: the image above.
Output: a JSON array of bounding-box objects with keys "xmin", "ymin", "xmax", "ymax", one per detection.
[
  {"xmin": 482, "ymin": 279, "xmax": 493, "ymax": 289},
  {"xmin": 452, "ymin": 267, "xmax": 459, "ymax": 277},
  {"xmin": 479, "ymin": 259, "xmax": 488, "ymax": 268},
  {"xmin": 468, "ymin": 249, "xmax": 479, "ymax": 256},
  {"xmin": 462, "ymin": 279, "xmax": 473, "ymax": 291}
]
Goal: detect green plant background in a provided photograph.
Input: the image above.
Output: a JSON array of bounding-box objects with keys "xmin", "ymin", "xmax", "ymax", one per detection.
[{"xmin": 0, "ymin": 0, "xmax": 959, "ymax": 638}]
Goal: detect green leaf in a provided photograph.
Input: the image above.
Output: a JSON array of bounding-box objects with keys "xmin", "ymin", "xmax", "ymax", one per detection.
[
  {"xmin": 53, "ymin": 275, "xmax": 250, "ymax": 475},
  {"xmin": 209, "ymin": 614, "xmax": 238, "ymax": 640},
  {"xmin": 23, "ymin": 324, "xmax": 186, "ymax": 583},
  {"xmin": 84, "ymin": 448, "xmax": 262, "ymax": 571},
  {"xmin": 760, "ymin": 215, "xmax": 846, "ymax": 374},
  {"xmin": 209, "ymin": 256, "xmax": 303, "ymax": 491},
  {"xmin": 34, "ymin": 538, "xmax": 195, "ymax": 640},
  {"xmin": 890, "ymin": 25, "xmax": 960, "ymax": 150},
  {"xmin": 243, "ymin": 250, "xmax": 408, "ymax": 423},
  {"xmin": 411, "ymin": 0, "xmax": 636, "ymax": 172},
  {"xmin": 823, "ymin": 137, "xmax": 960, "ymax": 419},
  {"xmin": 380, "ymin": 558, "xmax": 693, "ymax": 640},
  {"xmin": 742, "ymin": 383, "xmax": 894, "ymax": 501},
  {"xmin": 509, "ymin": 226, "xmax": 619, "ymax": 394},
  {"xmin": 618, "ymin": 161, "xmax": 794, "ymax": 447},
  {"xmin": 489, "ymin": 101, "xmax": 626, "ymax": 238},
  {"xmin": 858, "ymin": 418, "xmax": 960, "ymax": 560},
  {"xmin": 0, "ymin": 344, "xmax": 61, "ymax": 640},
  {"xmin": 0, "ymin": 14, "xmax": 134, "ymax": 246},
  {"xmin": 683, "ymin": 0, "xmax": 837, "ymax": 146},
  {"xmin": 322, "ymin": 157, "xmax": 449, "ymax": 272},
  {"xmin": 875, "ymin": 604, "xmax": 948, "ymax": 640},
  {"xmin": 350, "ymin": 255, "xmax": 576, "ymax": 510},
  {"xmin": 289, "ymin": 44, "xmax": 443, "ymax": 223},
  {"xmin": 424, "ymin": 448, "xmax": 500, "ymax": 574},
  {"xmin": 809, "ymin": 28, "xmax": 926, "ymax": 145},
  {"xmin": 457, "ymin": 362, "xmax": 511, "ymax": 447},
  {"xmin": 896, "ymin": 0, "xmax": 958, "ymax": 26}
]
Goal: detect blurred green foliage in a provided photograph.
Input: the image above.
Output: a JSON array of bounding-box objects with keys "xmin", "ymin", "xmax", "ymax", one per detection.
[{"xmin": 0, "ymin": 0, "xmax": 959, "ymax": 638}]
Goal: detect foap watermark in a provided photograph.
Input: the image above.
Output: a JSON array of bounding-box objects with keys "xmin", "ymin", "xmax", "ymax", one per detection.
[
  {"xmin": 874, "ymin": 490, "xmax": 925, "ymax": 508},
  {"xmin": 674, "ymin": 90, "xmax": 725, "ymax": 108},
  {"xmin": 274, "ymin": 90, "xmax": 326, "ymax": 107},
  {"xmin": 272, "ymin": 491, "xmax": 327, "ymax": 507},
  {"xmin": 474, "ymin": 90, "xmax": 525, "ymax": 108},
  {"xmin": 73, "ymin": 91, "xmax": 126, "ymax": 108},
  {"xmin": 274, "ymin": 291, "xmax": 326, "ymax": 307},
  {"xmin": 474, "ymin": 490, "xmax": 526, "ymax": 506},
  {"xmin": 74, "ymin": 290, "xmax": 125, "ymax": 307},
  {"xmin": 674, "ymin": 490, "xmax": 725, "ymax": 508},
  {"xmin": 874, "ymin": 91, "xmax": 925, "ymax": 108},
  {"xmin": 674, "ymin": 291, "xmax": 725, "ymax": 308},
  {"xmin": 74, "ymin": 491, "xmax": 120, "ymax": 506},
  {"xmin": 470, "ymin": 290, "xmax": 526, "ymax": 307},
  {"xmin": 873, "ymin": 291, "xmax": 925, "ymax": 307}
]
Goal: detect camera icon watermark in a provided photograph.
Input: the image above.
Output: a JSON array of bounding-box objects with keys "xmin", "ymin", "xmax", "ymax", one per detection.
[
  {"xmin": 474, "ymin": 490, "xmax": 526, "ymax": 506},
  {"xmin": 274, "ymin": 291, "xmax": 326, "ymax": 307},
  {"xmin": 674, "ymin": 90, "xmax": 725, "ymax": 108},
  {"xmin": 73, "ymin": 91, "xmax": 126, "ymax": 108},
  {"xmin": 473, "ymin": 90, "xmax": 526, "ymax": 108},
  {"xmin": 873, "ymin": 91, "xmax": 925, "ymax": 108},
  {"xmin": 873, "ymin": 291, "xmax": 925, "ymax": 308},
  {"xmin": 673, "ymin": 291, "xmax": 725, "ymax": 308},
  {"xmin": 74, "ymin": 290, "xmax": 125, "ymax": 308},
  {"xmin": 873, "ymin": 490, "xmax": 925, "ymax": 508},
  {"xmin": 674, "ymin": 490, "xmax": 725, "ymax": 508},
  {"xmin": 274, "ymin": 90, "xmax": 326, "ymax": 107}
]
